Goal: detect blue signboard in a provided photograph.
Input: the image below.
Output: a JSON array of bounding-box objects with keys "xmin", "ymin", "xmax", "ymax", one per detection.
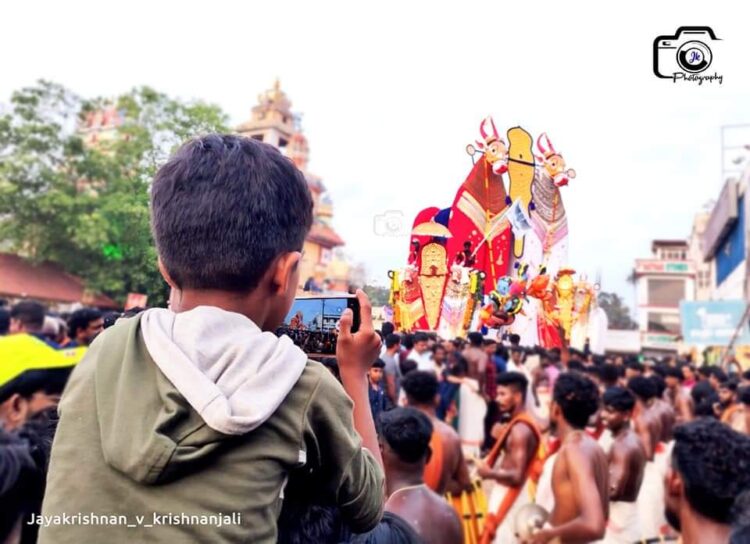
[
  {"xmin": 716, "ymin": 195, "xmax": 745, "ymax": 285},
  {"xmin": 680, "ymin": 300, "xmax": 750, "ymax": 346}
]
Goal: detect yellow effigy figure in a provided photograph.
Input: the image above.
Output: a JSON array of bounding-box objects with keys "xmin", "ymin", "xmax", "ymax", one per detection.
[
  {"xmin": 552, "ymin": 268, "xmax": 576, "ymax": 341},
  {"xmin": 506, "ymin": 127, "xmax": 536, "ymax": 259}
]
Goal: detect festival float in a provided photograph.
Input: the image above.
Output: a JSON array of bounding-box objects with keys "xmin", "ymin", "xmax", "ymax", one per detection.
[{"xmin": 387, "ymin": 117, "xmax": 604, "ymax": 350}]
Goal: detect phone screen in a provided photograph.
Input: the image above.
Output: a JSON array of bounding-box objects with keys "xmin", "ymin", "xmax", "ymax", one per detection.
[{"xmin": 277, "ymin": 296, "xmax": 360, "ymax": 355}]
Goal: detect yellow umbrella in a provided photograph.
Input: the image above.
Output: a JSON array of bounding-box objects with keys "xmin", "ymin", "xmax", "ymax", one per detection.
[{"xmin": 411, "ymin": 220, "xmax": 453, "ymax": 238}]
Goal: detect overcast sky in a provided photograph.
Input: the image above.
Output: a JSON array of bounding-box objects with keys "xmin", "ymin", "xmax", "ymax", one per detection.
[{"xmin": 2, "ymin": 0, "xmax": 749, "ymax": 309}]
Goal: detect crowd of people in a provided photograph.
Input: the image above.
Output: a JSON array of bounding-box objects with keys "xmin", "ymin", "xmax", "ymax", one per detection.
[{"xmin": 0, "ymin": 133, "xmax": 749, "ymax": 544}]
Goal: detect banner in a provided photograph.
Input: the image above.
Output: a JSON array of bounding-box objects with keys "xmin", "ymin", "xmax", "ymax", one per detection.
[{"xmin": 680, "ymin": 300, "xmax": 750, "ymax": 346}]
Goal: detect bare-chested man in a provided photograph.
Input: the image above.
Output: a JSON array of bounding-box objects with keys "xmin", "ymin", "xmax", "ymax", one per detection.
[
  {"xmin": 463, "ymin": 332, "xmax": 488, "ymax": 392},
  {"xmin": 650, "ymin": 374, "xmax": 676, "ymax": 443},
  {"xmin": 527, "ymin": 372, "xmax": 608, "ymax": 544},
  {"xmin": 477, "ymin": 372, "xmax": 542, "ymax": 543},
  {"xmin": 627, "ymin": 376, "xmax": 668, "ymax": 541},
  {"xmin": 664, "ymin": 367, "xmax": 693, "ymax": 426},
  {"xmin": 402, "ymin": 370, "xmax": 473, "ymax": 496},
  {"xmin": 380, "ymin": 407, "xmax": 463, "ymax": 544},
  {"xmin": 599, "ymin": 387, "xmax": 646, "ymax": 544}
]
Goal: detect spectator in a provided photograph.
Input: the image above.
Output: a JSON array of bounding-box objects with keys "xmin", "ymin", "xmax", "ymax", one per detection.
[
  {"xmin": 664, "ymin": 419, "xmax": 750, "ymax": 544},
  {"xmin": 8, "ymin": 302, "xmax": 59, "ymax": 348},
  {"xmin": 381, "ymin": 334, "xmax": 402, "ymax": 406},
  {"xmin": 407, "ymin": 332, "xmax": 435, "ymax": 373},
  {"xmin": 368, "ymin": 359, "xmax": 389, "ymax": 427},
  {"xmin": 66, "ymin": 308, "xmax": 104, "ymax": 347},
  {"xmin": 39, "ymin": 135, "xmax": 384, "ymax": 543}
]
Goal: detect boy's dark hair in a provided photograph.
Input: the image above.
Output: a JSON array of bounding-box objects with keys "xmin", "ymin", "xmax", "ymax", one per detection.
[
  {"xmin": 10, "ymin": 301, "xmax": 45, "ymax": 331},
  {"xmin": 381, "ymin": 322, "xmax": 395, "ymax": 338},
  {"xmin": 432, "ymin": 343, "xmax": 446, "ymax": 354},
  {"xmin": 371, "ymin": 359, "xmax": 385, "ymax": 369},
  {"xmin": 553, "ymin": 373, "xmax": 600, "ymax": 429},
  {"xmin": 694, "ymin": 392, "xmax": 720, "ymax": 418},
  {"xmin": 150, "ymin": 134, "xmax": 313, "ymax": 292},
  {"xmin": 449, "ymin": 355, "xmax": 469, "ymax": 377},
  {"xmin": 496, "ymin": 371, "xmax": 528, "ymax": 402},
  {"xmin": 603, "ymin": 386, "xmax": 636, "ymax": 412},
  {"xmin": 0, "ymin": 307, "xmax": 9, "ymax": 335},
  {"xmin": 402, "ymin": 334, "xmax": 415, "ymax": 351},
  {"xmin": 379, "ymin": 407, "xmax": 433, "ymax": 464},
  {"xmin": 583, "ymin": 365, "xmax": 601, "ymax": 380},
  {"xmin": 698, "ymin": 365, "xmax": 712, "ymax": 379},
  {"xmin": 509, "ymin": 333, "xmax": 520, "ymax": 346},
  {"xmin": 385, "ymin": 333, "xmax": 401, "ymax": 349},
  {"xmin": 627, "ymin": 376, "xmax": 657, "ymax": 402},
  {"xmin": 742, "ymin": 369, "xmax": 750, "ymax": 382},
  {"xmin": 601, "ymin": 364, "xmax": 620, "ymax": 386},
  {"xmin": 401, "ymin": 371, "xmax": 438, "ymax": 405},
  {"xmin": 496, "ymin": 345, "xmax": 509, "ymax": 360},
  {"xmin": 68, "ymin": 308, "xmax": 102, "ymax": 338},
  {"xmin": 467, "ymin": 332, "xmax": 484, "ymax": 347},
  {"xmin": 672, "ymin": 419, "xmax": 750, "ymax": 525}
]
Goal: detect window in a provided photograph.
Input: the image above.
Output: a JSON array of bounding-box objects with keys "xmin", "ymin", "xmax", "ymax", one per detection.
[
  {"xmin": 647, "ymin": 278, "xmax": 684, "ymax": 307},
  {"xmin": 647, "ymin": 312, "xmax": 681, "ymax": 335},
  {"xmin": 251, "ymin": 134, "xmax": 264, "ymax": 142}
]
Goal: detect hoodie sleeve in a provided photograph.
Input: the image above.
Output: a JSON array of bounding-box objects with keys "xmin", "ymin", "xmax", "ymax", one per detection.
[{"xmin": 304, "ymin": 367, "xmax": 384, "ymax": 532}]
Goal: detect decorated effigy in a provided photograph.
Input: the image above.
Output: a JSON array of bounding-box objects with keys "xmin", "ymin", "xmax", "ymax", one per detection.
[{"xmin": 387, "ymin": 116, "xmax": 599, "ymax": 349}]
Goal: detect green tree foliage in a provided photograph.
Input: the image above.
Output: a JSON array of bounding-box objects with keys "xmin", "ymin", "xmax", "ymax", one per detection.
[
  {"xmin": 362, "ymin": 284, "xmax": 390, "ymax": 306},
  {"xmin": 0, "ymin": 80, "xmax": 229, "ymax": 306},
  {"xmin": 598, "ymin": 291, "xmax": 638, "ymax": 330}
]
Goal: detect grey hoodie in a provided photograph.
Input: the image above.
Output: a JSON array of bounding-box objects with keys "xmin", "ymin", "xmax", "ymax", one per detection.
[{"xmin": 39, "ymin": 309, "xmax": 383, "ymax": 543}]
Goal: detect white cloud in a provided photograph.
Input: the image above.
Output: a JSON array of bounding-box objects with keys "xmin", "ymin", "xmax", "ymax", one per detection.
[{"xmin": 2, "ymin": 0, "xmax": 749, "ymax": 312}]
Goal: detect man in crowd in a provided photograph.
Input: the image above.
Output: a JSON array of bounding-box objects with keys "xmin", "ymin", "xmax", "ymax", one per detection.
[
  {"xmin": 408, "ymin": 332, "xmax": 435, "ymax": 373},
  {"xmin": 380, "ymin": 407, "xmax": 463, "ymax": 544},
  {"xmin": 681, "ymin": 364, "xmax": 697, "ymax": 392},
  {"xmin": 719, "ymin": 377, "xmax": 743, "ymax": 431},
  {"xmin": 478, "ymin": 372, "xmax": 543, "ymax": 544},
  {"xmin": 368, "ymin": 359, "xmax": 389, "ymax": 426},
  {"xmin": 433, "ymin": 343, "xmax": 447, "ymax": 373},
  {"xmin": 462, "ymin": 332, "xmax": 488, "ymax": 392},
  {"xmin": 65, "ymin": 308, "xmax": 104, "ymax": 347},
  {"xmin": 40, "ymin": 135, "xmax": 384, "ymax": 543},
  {"xmin": 624, "ymin": 360, "xmax": 644, "ymax": 380},
  {"xmin": 7, "ymin": 302, "xmax": 59, "ymax": 348},
  {"xmin": 664, "ymin": 366, "xmax": 693, "ymax": 425},
  {"xmin": 664, "ymin": 418, "xmax": 750, "ymax": 544},
  {"xmin": 628, "ymin": 376, "xmax": 668, "ymax": 541},
  {"xmin": 599, "ymin": 386, "xmax": 646, "ymax": 543},
  {"xmin": 650, "ymin": 374, "xmax": 676, "ymax": 443},
  {"xmin": 529, "ymin": 372, "xmax": 608, "ymax": 544},
  {"xmin": 402, "ymin": 370, "xmax": 472, "ymax": 496},
  {"xmin": 381, "ymin": 333, "xmax": 402, "ymax": 406}
]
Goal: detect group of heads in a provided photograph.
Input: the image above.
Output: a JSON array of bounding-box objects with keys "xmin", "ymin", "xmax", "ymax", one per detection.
[{"xmin": 1, "ymin": 301, "xmax": 104, "ymax": 346}]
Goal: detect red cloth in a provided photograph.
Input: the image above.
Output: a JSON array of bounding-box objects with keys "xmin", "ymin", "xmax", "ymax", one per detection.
[{"xmin": 485, "ymin": 361, "xmax": 497, "ymax": 400}]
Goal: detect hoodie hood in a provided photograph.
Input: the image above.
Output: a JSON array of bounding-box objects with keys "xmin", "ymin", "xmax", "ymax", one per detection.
[
  {"xmin": 139, "ymin": 306, "xmax": 307, "ymax": 436},
  {"xmin": 92, "ymin": 306, "xmax": 306, "ymax": 484}
]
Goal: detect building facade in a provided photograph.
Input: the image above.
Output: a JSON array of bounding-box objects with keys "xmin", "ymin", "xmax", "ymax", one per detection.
[
  {"xmin": 236, "ymin": 80, "xmax": 349, "ymax": 291},
  {"xmin": 634, "ymin": 240, "xmax": 695, "ymax": 354}
]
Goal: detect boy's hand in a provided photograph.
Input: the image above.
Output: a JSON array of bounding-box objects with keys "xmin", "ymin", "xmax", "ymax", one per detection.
[{"xmin": 337, "ymin": 289, "xmax": 381, "ymax": 378}]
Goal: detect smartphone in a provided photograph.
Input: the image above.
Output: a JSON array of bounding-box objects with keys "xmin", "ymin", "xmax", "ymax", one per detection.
[{"xmin": 276, "ymin": 295, "xmax": 360, "ymax": 355}]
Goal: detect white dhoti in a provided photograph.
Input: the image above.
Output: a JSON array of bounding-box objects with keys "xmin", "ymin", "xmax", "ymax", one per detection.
[
  {"xmin": 594, "ymin": 500, "xmax": 641, "ymax": 544},
  {"xmin": 637, "ymin": 459, "xmax": 667, "ymax": 540},
  {"xmin": 458, "ymin": 378, "xmax": 487, "ymax": 459},
  {"xmin": 535, "ymin": 451, "xmax": 557, "ymax": 515},
  {"xmin": 487, "ymin": 478, "xmax": 535, "ymax": 544}
]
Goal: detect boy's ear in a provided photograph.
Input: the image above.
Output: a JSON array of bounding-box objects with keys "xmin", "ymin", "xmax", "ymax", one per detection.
[
  {"xmin": 271, "ymin": 251, "xmax": 302, "ymax": 294},
  {"xmin": 157, "ymin": 258, "xmax": 177, "ymax": 288}
]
